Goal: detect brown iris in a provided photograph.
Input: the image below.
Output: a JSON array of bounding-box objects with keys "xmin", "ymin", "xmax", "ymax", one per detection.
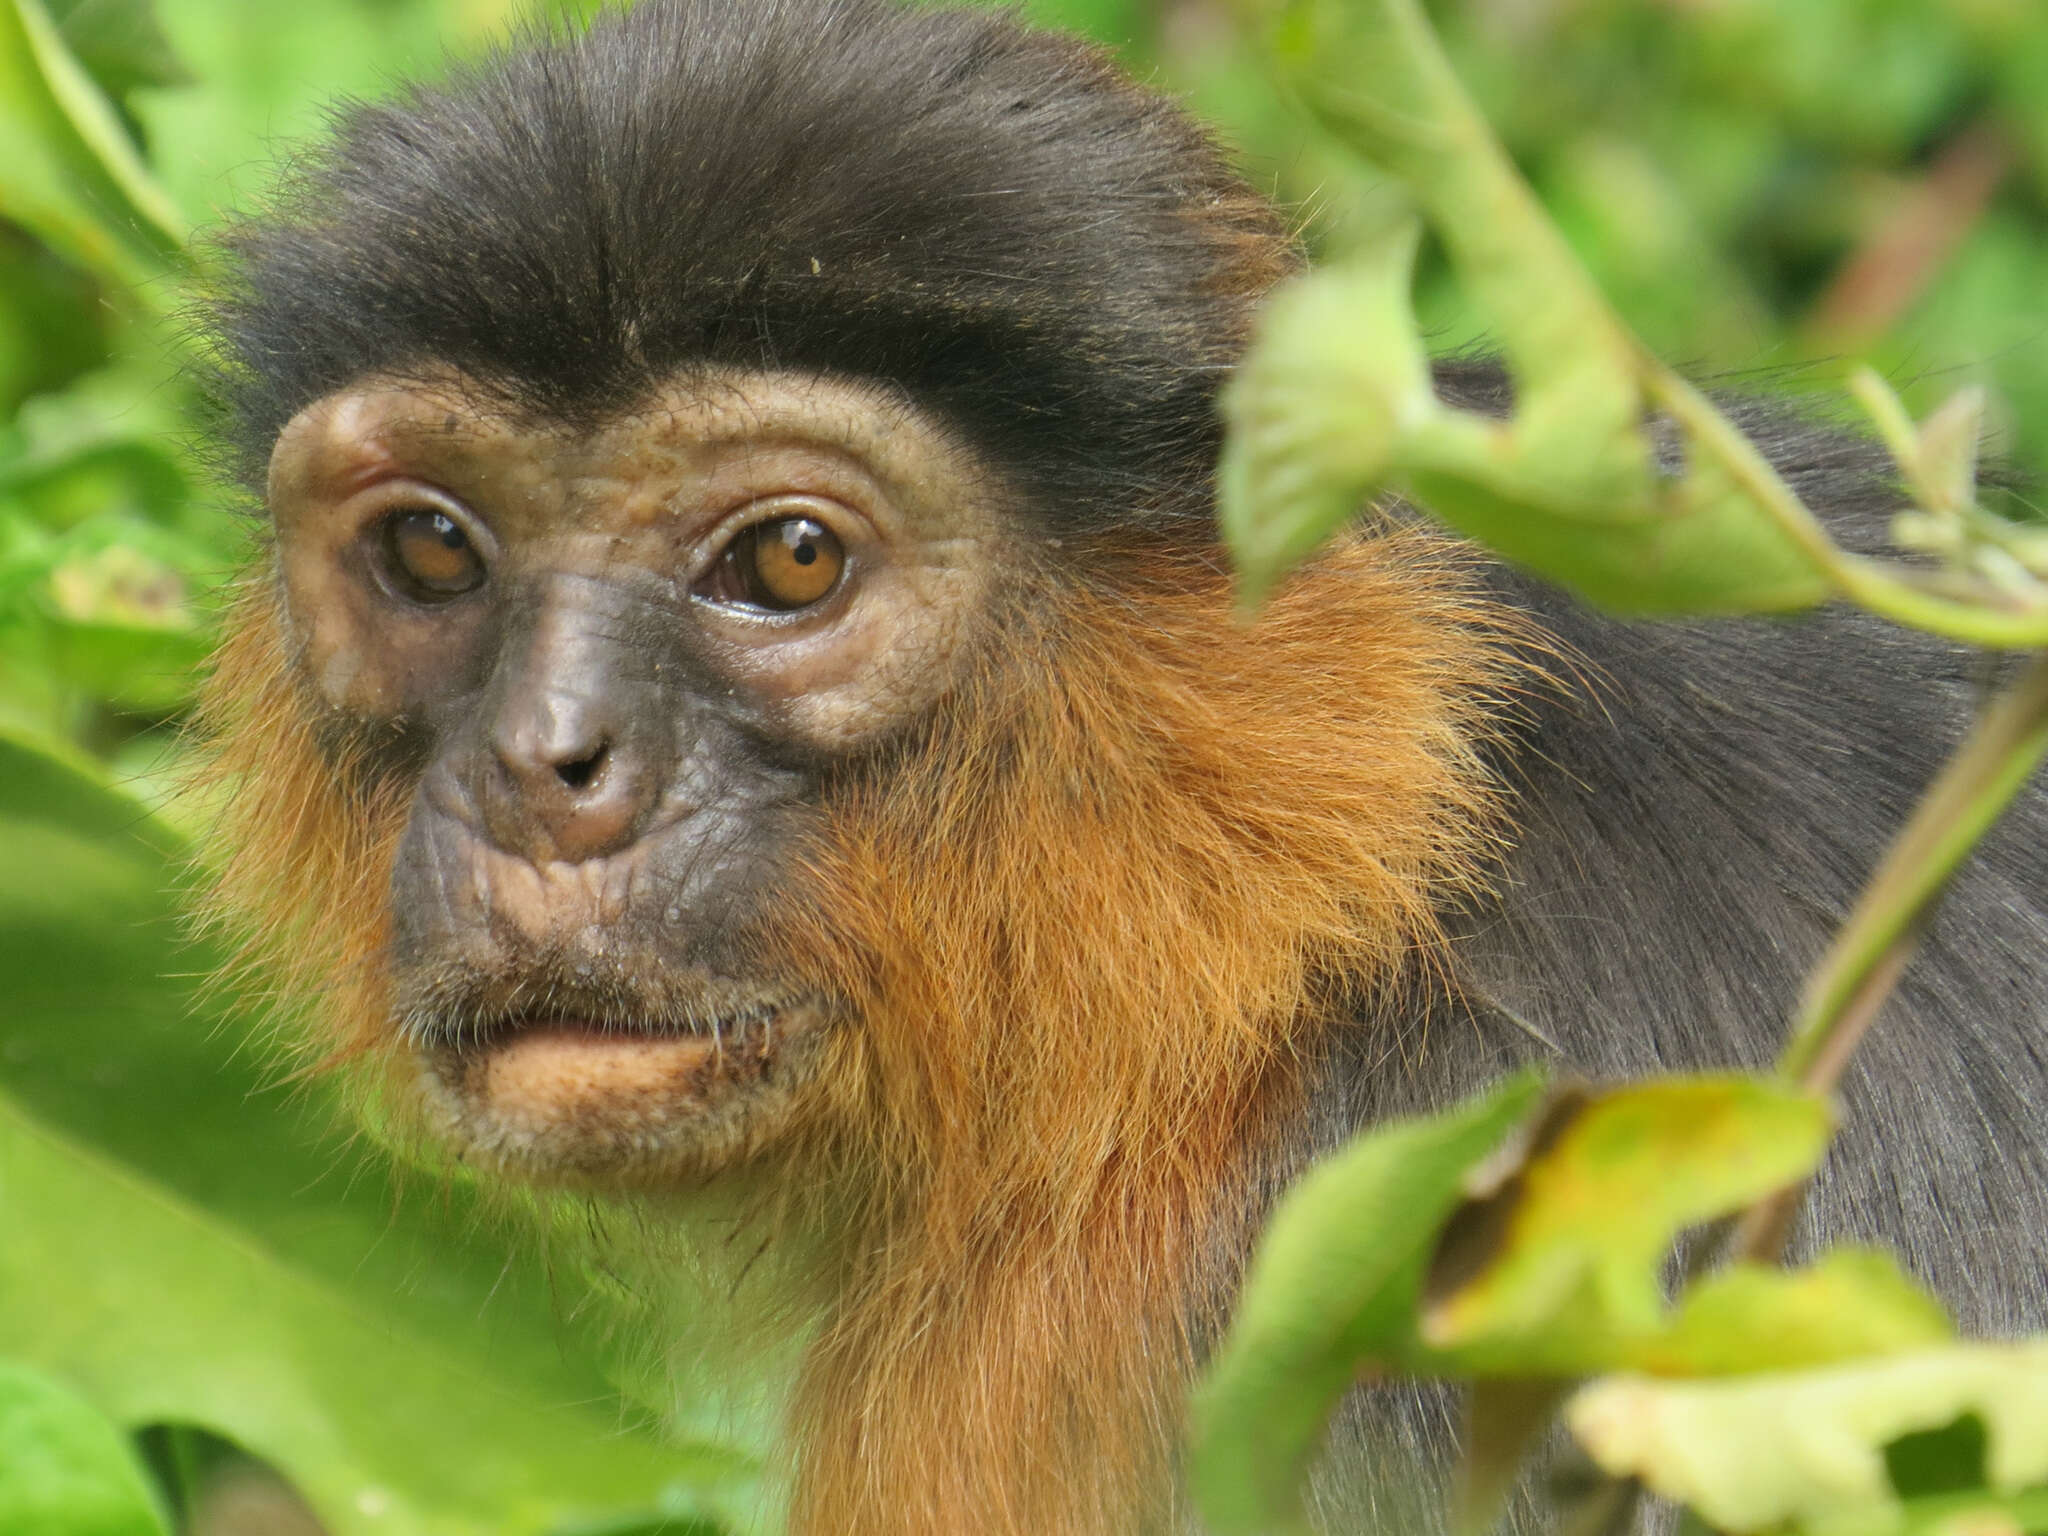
[
  {"xmin": 708, "ymin": 516, "xmax": 846, "ymax": 611},
  {"xmin": 380, "ymin": 509, "xmax": 485, "ymax": 601}
]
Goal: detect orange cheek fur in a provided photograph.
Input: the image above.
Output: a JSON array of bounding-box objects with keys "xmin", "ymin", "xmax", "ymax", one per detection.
[
  {"xmin": 192, "ymin": 526, "xmax": 1525, "ymax": 1536},
  {"xmin": 194, "ymin": 572, "xmax": 409, "ymax": 1090}
]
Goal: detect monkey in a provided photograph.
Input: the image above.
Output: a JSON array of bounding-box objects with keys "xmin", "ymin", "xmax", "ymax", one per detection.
[{"xmin": 186, "ymin": 1, "xmax": 2048, "ymax": 1532}]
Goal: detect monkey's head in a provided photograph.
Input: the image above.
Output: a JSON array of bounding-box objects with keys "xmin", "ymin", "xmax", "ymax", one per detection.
[
  {"xmin": 257, "ymin": 365, "xmax": 1014, "ymax": 1181},
  {"xmin": 198, "ymin": 0, "xmax": 1501, "ymax": 1215}
]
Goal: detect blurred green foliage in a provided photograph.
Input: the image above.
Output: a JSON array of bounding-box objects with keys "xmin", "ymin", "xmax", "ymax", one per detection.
[{"xmin": 1163, "ymin": 0, "xmax": 2048, "ymax": 480}]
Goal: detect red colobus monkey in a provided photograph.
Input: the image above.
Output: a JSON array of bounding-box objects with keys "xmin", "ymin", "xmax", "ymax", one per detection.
[{"xmin": 195, "ymin": 2, "xmax": 2048, "ymax": 1530}]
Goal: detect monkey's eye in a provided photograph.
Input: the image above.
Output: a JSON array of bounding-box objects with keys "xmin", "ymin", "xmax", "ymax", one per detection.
[
  {"xmin": 703, "ymin": 516, "xmax": 846, "ymax": 611},
  {"xmin": 379, "ymin": 509, "xmax": 486, "ymax": 601}
]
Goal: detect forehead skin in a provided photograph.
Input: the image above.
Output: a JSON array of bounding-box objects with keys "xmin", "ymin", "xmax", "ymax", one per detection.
[{"xmin": 267, "ymin": 368, "xmax": 1014, "ymax": 749}]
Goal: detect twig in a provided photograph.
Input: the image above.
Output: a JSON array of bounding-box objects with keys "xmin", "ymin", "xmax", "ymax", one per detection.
[
  {"xmin": 1730, "ymin": 652, "xmax": 2048, "ymax": 1265},
  {"xmin": 1779, "ymin": 652, "xmax": 2048, "ymax": 1087},
  {"xmin": 1805, "ymin": 122, "xmax": 2012, "ymax": 351}
]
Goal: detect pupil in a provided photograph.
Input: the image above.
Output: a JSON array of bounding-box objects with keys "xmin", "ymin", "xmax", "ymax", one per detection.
[
  {"xmin": 432, "ymin": 515, "xmax": 462, "ymax": 547},
  {"xmin": 793, "ymin": 542, "xmax": 817, "ymax": 566}
]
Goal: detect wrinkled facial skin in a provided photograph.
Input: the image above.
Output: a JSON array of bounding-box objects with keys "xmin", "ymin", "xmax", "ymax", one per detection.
[{"xmin": 268, "ymin": 369, "xmax": 1007, "ymax": 1184}]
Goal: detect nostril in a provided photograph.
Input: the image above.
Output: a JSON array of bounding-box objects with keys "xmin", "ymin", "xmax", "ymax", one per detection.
[{"xmin": 553, "ymin": 744, "xmax": 607, "ymax": 792}]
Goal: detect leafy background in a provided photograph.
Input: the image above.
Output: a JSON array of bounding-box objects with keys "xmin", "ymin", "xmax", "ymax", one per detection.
[{"xmin": 2, "ymin": 0, "xmax": 2044, "ymax": 1531}]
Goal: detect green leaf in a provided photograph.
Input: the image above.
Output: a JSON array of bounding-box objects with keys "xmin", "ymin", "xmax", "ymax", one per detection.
[
  {"xmin": 1885, "ymin": 1414, "xmax": 1988, "ymax": 1502},
  {"xmin": 4, "ymin": 440, "xmax": 189, "ymax": 532},
  {"xmin": 1188, "ymin": 1071, "xmax": 1547, "ymax": 1536},
  {"xmin": 1187, "ymin": 1073, "xmax": 1927, "ymax": 1533},
  {"xmin": 0, "ymin": 1099, "xmax": 745, "ymax": 1536},
  {"xmin": 45, "ymin": 0, "xmax": 193, "ymax": 105},
  {"xmin": 1566, "ymin": 1344, "xmax": 2048, "ymax": 1536},
  {"xmin": 42, "ymin": 615, "xmax": 211, "ymax": 709},
  {"xmin": 0, "ymin": 0, "xmax": 184, "ymax": 289},
  {"xmin": 0, "ymin": 731, "xmax": 754, "ymax": 1535},
  {"xmin": 1421, "ymin": 1076, "xmax": 1835, "ymax": 1373},
  {"xmin": 1220, "ymin": 3, "xmax": 1840, "ymax": 617},
  {"xmin": 1640, "ymin": 1251, "xmax": 1952, "ymax": 1378},
  {"xmin": 1218, "ymin": 222, "xmax": 1445, "ymax": 605},
  {"xmin": 1269, "ymin": 0, "xmax": 1646, "ymax": 459},
  {"xmin": 0, "ymin": 1362, "xmax": 169, "ymax": 1536}
]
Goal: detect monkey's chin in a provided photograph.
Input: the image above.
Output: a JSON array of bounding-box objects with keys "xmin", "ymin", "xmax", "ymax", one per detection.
[{"xmin": 417, "ymin": 1008, "xmax": 819, "ymax": 1187}]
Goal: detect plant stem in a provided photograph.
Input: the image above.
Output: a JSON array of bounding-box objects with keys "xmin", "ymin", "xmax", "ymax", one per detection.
[
  {"xmin": 1646, "ymin": 368, "xmax": 2048, "ymax": 649},
  {"xmin": 1779, "ymin": 651, "xmax": 2048, "ymax": 1089},
  {"xmin": 1732, "ymin": 652, "xmax": 2048, "ymax": 1265}
]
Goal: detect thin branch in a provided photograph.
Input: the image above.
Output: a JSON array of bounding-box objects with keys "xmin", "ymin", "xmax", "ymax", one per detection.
[
  {"xmin": 1725, "ymin": 653, "xmax": 2048, "ymax": 1266},
  {"xmin": 1804, "ymin": 122, "xmax": 2012, "ymax": 351},
  {"xmin": 1779, "ymin": 652, "xmax": 2048, "ymax": 1087}
]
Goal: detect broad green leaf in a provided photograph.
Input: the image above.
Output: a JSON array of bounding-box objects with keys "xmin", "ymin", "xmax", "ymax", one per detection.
[
  {"xmin": 42, "ymin": 615, "xmax": 211, "ymax": 708},
  {"xmin": 0, "ymin": 1362, "xmax": 169, "ymax": 1536},
  {"xmin": 0, "ymin": 1098, "xmax": 745, "ymax": 1536},
  {"xmin": 0, "ymin": 730, "xmax": 607, "ymax": 1399},
  {"xmin": 0, "ymin": 0, "xmax": 184, "ymax": 289},
  {"xmin": 46, "ymin": 0, "xmax": 193, "ymax": 105},
  {"xmin": 1567, "ymin": 1344, "xmax": 2048, "ymax": 1536},
  {"xmin": 1422, "ymin": 1076, "xmax": 1832, "ymax": 1373},
  {"xmin": 1187, "ymin": 1072, "xmax": 1919, "ymax": 1535},
  {"xmin": 1188, "ymin": 1071, "xmax": 1546, "ymax": 1536},
  {"xmin": 4, "ymin": 440, "xmax": 189, "ymax": 532},
  {"xmin": 0, "ymin": 731, "xmax": 755, "ymax": 1533}
]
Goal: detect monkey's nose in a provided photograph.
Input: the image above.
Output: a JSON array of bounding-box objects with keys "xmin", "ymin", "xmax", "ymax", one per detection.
[{"xmin": 486, "ymin": 708, "xmax": 650, "ymax": 864}]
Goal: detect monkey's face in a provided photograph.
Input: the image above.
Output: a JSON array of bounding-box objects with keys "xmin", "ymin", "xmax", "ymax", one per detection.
[{"xmin": 265, "ymin": 368, "xmax": 1008, "ymax": 1184}]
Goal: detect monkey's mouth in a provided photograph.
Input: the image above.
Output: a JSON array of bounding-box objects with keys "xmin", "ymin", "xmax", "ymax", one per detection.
[
  {"xmin": 407, "ymin": 990, "xmax": 823, "ymax": 1180},
  {"xmin": 426, "ymin": 998, "xmax": 786, "ymax": 1055},
  {"xmin": 442, "ymin": 1002, "xmax": 784, "ymax": 1100}
]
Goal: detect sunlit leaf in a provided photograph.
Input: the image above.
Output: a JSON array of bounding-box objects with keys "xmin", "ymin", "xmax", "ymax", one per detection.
[
  {"xmin": 1421, "ymin": 1077, "xmax": 1833, "ymax": 1372},
  {"xmin": 1567, "ymin": 1344, "xmax": 2048, "ymax": 1535},
  {"xmin": 1640, "ymin": 1251, "xmax": 1952, "ymax": 1378}
]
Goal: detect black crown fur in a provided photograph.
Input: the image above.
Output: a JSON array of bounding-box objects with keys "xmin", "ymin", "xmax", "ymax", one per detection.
[{"xmin": 203, "ymin": 0, "xmax": 1294, "ymax": 530}]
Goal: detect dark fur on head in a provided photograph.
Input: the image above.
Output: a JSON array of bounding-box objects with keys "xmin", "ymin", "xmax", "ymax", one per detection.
[{"xmin": 201, "ymin": 0, "xmax": 1294, "ymax": 528}]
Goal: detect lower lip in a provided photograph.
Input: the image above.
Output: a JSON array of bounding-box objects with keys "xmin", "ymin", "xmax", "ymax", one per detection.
[{"xmin": 477, "ymin": 1022, "xmax": 726, "ymax": 1102}]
